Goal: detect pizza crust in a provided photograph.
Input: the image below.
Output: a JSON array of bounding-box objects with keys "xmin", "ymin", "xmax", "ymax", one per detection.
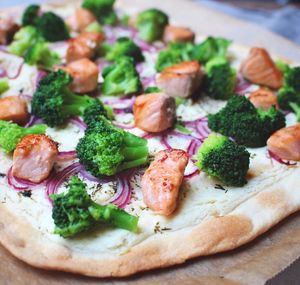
[
  {"xmin": 0, "ymin": 167, "xmax": 299, "ymax": 277},
  {"xmin": 0, "ymin": 0, "xmax": 300, "ymax": 278}
]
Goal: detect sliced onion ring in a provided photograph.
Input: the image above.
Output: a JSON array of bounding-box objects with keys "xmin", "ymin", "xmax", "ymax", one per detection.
[
  {"xmin": 57, "ymin": 151, "xmax": 77, "ymax": 161},
  {"xmin": 69, "ymin": 117, "xmax": 87, "ymax": 130},
  {"xmin": 268, "ymin": 150, "xmax": 297, "ymax": 166},
  {"xmin": 7, "ymin": 167, "xmax": 46, "ymax": 191}
]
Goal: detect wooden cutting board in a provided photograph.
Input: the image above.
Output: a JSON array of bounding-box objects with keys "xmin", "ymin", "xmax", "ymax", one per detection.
[{"xmin": 1, "ymin": 1, "xmax": 300, "ymax": 284}]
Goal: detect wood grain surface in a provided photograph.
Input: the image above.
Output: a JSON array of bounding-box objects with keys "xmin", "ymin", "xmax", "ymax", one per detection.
[{"xmin": 1, "ymin": 0, "xmax": 300, "ymax": 284}]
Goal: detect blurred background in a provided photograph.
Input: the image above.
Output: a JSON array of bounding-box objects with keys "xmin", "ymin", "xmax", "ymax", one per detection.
[
  {"xmin": 194, "ymin": 0, "xmax": 300, "ymax": 44},
  {"xmin": 0, "ymin": 0, "xmax": 300, "ymax": 45}
]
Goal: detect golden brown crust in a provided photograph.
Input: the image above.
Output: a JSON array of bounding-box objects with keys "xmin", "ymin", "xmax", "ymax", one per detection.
[{"xmin": 1, "ymin": 167, "xmax": 300, "ymax": 277}]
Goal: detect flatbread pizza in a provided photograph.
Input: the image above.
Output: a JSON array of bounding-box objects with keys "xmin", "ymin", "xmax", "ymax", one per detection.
[{"xmin": 0, "ymin": 0, "xmax": 299, "ymax": 278}]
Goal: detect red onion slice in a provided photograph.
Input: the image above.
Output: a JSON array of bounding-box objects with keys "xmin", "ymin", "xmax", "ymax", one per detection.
[
  {"xmin": 45, "ymin": 162, "xmax": 134, "ymax": 208},
  {"xmin": 46, "ymin": 162, "xmax": 83, "ymax": 203},
  {"xmin": 7, "ymin": 167, "xmax": 45, "ymax": 191},
  {"xmin": 0, "ymin": 51, "xmax": 24, "ymax": 79},
  {"xmin": 110, "ymin": 174, "xmax": 132, "ymax": 209},
  {"xmin": 141, "ymin": 75, "xmax": 156, "ymax": 89},
  {"xmin": 103, "ymin": 96, "xmax": 135, "ymax": 110},
  {"xmin": 235, "ymin": 73, "xmax": 252, "ymax": 94},
  {"xmin": 187, "ymin": 139, "xmax": 202, "ymax": 157},
  {"xmin": 24, "ymin": 115, "xmax": 43, "ymax": 127},
  {"xmin": 184, "ymin": 168, "xmax": 200, "ymax": 180},
  {"xmin": 0, "ymin": 45, "xmax": 7, "ymax": 52},
  {"xmin": 57, "ymin": 151, "xmax": 77, "ymax": 161},
  {"xmin": 35, "ymin": 70, "xmax": 47, "ymax": 87},
  {"xmin": 182, "ymin": 117, "xmax": 210, "ymax": 140},
  {"xmin": 160, "ymin": 134, "xmax": 172, "ymax": 150},
  {"xmin": 69, "ymin": 117, "xmax": 87, "ymax": 130},
  {"xmin": 268, "ymin": 150, "xmax": 297, "ymax": 166}
]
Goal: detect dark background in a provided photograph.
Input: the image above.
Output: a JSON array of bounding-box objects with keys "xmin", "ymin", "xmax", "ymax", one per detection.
[{"xmin": 195, "ymin": 0, "xmax": 300, "ymax": 44}]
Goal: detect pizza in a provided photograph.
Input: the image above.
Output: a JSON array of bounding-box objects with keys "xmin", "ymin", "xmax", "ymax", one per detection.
[{"xmin": 0, "ymin": 0, "xmax": 299, "ymax": 278}]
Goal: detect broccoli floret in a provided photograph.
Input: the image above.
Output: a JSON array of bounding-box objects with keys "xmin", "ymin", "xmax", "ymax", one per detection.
[
  {"xmin": 155, "ymin": 42, "xmax": 194, "ymax": 72},
  {"xmin": 51, "ymin": 175, "xmax": 139, "ymax": 238},
  {"xmin": 195, "ymin": 134, "xmax": 250, "ymax": 186},
  {"xmin": 36, "ymin": 12, "xmax": 69, "ymax": 42},
  {"xmin": 136, "ymin": 8, "xmax": 169, "ymax": 43},
  {"xmin": 0, "ymin": 78, "xmax": 9, "ymax": 95},
  {"xmin": 208, "ymin": 95, "xmax": 286, "ymax": 147},
  {"xmin": 104, "ymin": 37, "xmax": 144, "ymax": 63},
  {"xmin": 31, "ymin": 70, "xmax": 100, "ymax": 127},
  {"xmin": 120, "ymin": 14, "xmax": 130, "ymax": 26},
  {"xmin": 277, "ymin": 66, "xmax": 300, "ymax": 111},
  {"xmin": 203, "ymin": 57, "xmax": 236, "ymax": 100},
  {"xmin": 76, "ymin": 116, "xmax": 148, "ymax": 176},
  {"xmin": 0, "ymin": 120, "xmax": 47, "ymax": 153},
  {"xmin": 84, "ymin": 21, "xmax": 103, "ymax": 33},
  {"xmin": 284, "ymin": 66, "xmax": 300, "ymax": 91},
  {"xmin": 22, "ymin": 4, "xmax": 40, "ymax": 26},
  {"xmin": 192, "ymin": 36, "xmax": 232, "ymax": 63},
  {"xmin": 275, "ymin": 60, "xmax": 290, "ymax": 74},
  {"xmin": 278, "ymin": 86, "xmax": 299, "ymax": 110},
  {"xmin": 101, "ymin": 57, "xmax": 142, "ymax": 96},
  {"xmin": 83, "ymin": 99, "xmax": 109, "ymax": 126},
  {"xmin": 82, "ymin": 0, "xmax": 117, "ymax": 25},
  {"xmin": 24, "ymin": 39, "xmax": 60, "ymax": 70},
  {"xmin": 8, "ymin": 26, "xmax": 39, "ymax": 56},
  {"xmin": 144, "ymin": 86, "xmax": 160, "ymax": 94}
]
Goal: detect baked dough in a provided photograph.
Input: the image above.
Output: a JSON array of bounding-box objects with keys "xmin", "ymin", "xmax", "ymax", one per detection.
[{"xmin": 0, "ymin": 0, "xmax": 299, "ymax": 277}]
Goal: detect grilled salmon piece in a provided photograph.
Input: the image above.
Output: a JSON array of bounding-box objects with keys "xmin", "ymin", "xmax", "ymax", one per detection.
[
  {"xmin": 60, "ymin": 58, "xmax": 99, "ymax": 93},
  {"xmin": 163, "ymin": 25, "xmax": 195, "ymax": 43},
  {"xmin": 12, "ymin": 134, "xmax": 58, "ymax": 183},
  {"xmin": 249, "ymin": 88, "xmax": 279, "ymax": 110},
  {"xmin": 240, "ymin": 47, "xmax": 283, "ymax": 89},
  {"xmin": 0, "ymin": 96, "xmax": 29, "ymax": 124},
  {"xmin": 77, "ymin": 31, "xmax": 105, "ymax": 49},
  {"xmin": 0, "ymin": 17, "xmax": 19, "ymax": 45},
  {"xmin": 141, "ymin": 149, "xmax": 189, "ymax": 216},
  {"xmin": 66, "ymin": 38, "xmax": 93, "ymax": 63},
  {"xmin": 133, "ymin": 93, "xmax": 176, "ymax": 133},
  {"xmin": 156, "ymin": 61, "xmax": 203, "ymax": 98},
  {"xmin": 66, "ymin": 8, "xmax": 96, "ymax": 32},
  {"xmin": 66, "ymin": 31, "xmax": 105, "ymax": 63},
  {"xmin": 267, "ymin": 123, "xmax": 300, "ymax": 161}
]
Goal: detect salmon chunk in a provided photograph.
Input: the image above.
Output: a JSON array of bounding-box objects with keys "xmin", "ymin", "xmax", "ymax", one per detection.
[
  {"xmin": 163, "ymin": 25, "xmax": 195, "ymax": 43},
  {"xmin": 66, "ymin": 31, "xmax": 105, "ymax": 63},
  {"xmin": 133, "ymin": 93, "xmax": 176, "ymax": 133},
  {"xmin": 0, "ymin": 96, "xmax": 29, "ymax": 124},
  {"xmin": 240, "ymin": 47, "xmax": 283, "ymax": 89},
  {"xmin": 66, "ymin": 8, "xmax": 96, "ymax": 32},
  {"xmin": 156, "ymin": 61, "xmax": 203, "ymax": 98},
  {"xmin": 61, "ymin": 58, "xmax": 99, "ymax": 93},
  {"xmin": 267, "ymin": 123, "xmax": 300, "ymax": 161},
  {"xmin": 66, "ymin": 38, "xmax": 93, "ymax": 63},
  {"xmin": 0, "ymin": 17, "xmax": 19, "ymax": 45},
  {"xmin": 12, "ymin": 134, "xmax": 58, "ymax": 183},
  {"xmin": 249, "ymin": 88, "xmax": 279, "ymax": 110},
  {"xmin": 141, "ymin": 149, "xmax": 189, "ymax": 216}
]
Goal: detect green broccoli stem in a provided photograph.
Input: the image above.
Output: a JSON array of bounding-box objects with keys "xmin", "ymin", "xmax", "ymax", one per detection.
[
  {"xmin": 63, "ymin": 89, "xmax": 95, "ymax": 117},
  {"xmin": 290, "ymin": 102, "xmax": 300, "ymax": 121},
  {"xmin": 119, "ymin": 132, "xmax": 148, "ymax": 171},
  {"xmin": 24, "ymin": 124, "xmax": 47, "ymax": 135},
  {"xmin": 88, "ymin": 203, "xmax": 139, "ymax": 232}
]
